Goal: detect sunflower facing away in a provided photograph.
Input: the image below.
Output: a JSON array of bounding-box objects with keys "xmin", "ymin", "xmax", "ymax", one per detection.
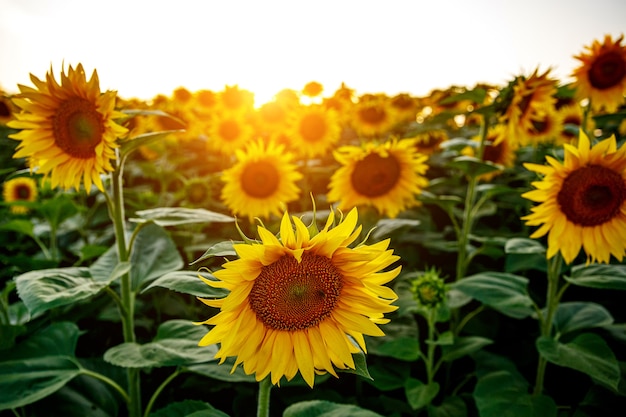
[
  {"xmin": 328, "ymin": 138, "xmax": 429, "ymax": 218},
  {"xmin": 3, "ymin": 177, "xmax": 38, "ymax": 214},
  {"xmin": 220, "ymin": 139, "xmax": 302, "ymax": 220},
  {"xmin": 522, "ymin": 130, "xmax": 626, "ymax": 264},
  {"xmin": 572, "ymin": 34, "xmax": 626, "ymax": 113},
  {"xmin": 8, "ymin": 64, "xmax": 128, "ymax": 191},
  {"xmin": 197, "ymin": 208, "xmax": 400, "ymax": 387}
]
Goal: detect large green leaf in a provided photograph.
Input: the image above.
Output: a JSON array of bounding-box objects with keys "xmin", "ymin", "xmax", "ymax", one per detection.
[
  {"xmin": 536, "ymin": 333, "xmax": 620, "ymax": 390},
  {"xmin": 129, "ymin": 222, "xmax": 184, "ymax": 291},
  {"xmin": 564, "ymin": 264, "xmax": 626, "ymax": 290},
  {"xmin": 187, "ymin": 360, "xmax": 257, "ymax": 383},
  {"xmin": 448, "ymin": 156, "xmax": 501, "ymax": 178},
  {"xmin": 0, "ymin": 322, "xmax": 82, "ymax": 410},
  {"xmin": 504, "ymin": 238, "xmax": 547, "ymax": 273},
  {"xmin": 373, "ymin": 336, "xmax": 420, "ymax": 361},
  {"xmin": 404, "ymin": 378, "xmax": 440, "ymax": 410},
  {"xmin": 441, "ymin": 336, "xmax": 493, "ymax": 362},
  {"xmin": 38, "ymin": 194, "xmax": 80, "ymax": 230},
  {"xmin": 0, "ymin": 219, "xmax": 36, "ymax": 238},
  {"xmin": 474, "ymin": 370, "xmax": 556, "ymax": 417},
  {"xmin": 131, "ymin": 207, "xmax": 233, "ymax": 227},
  {"xmin": 553, "ymin": 302, "xmax": 614, "ymax": 336},
  {"xmin": 283, "ymin": 400, "xmax": 384, "ymax": 417},
  {"xmin": 15, "ymin": 266, "xmax": 123, "ymax": 316},
  {"xmin": 365, "ymin": 359, "xmax": 410, "ymax": 391},
  {"xmin": 103, "ymin": 320, "xmax": 218, "ymax": 368},
  {"xmin": 427, "ymin": 395, "xmax": 467, "ymax": 417},
  {"xmin": 452, "ymin": 272, "xmax": 535, "ymax": 319},
  {"xmin": 150, "ymin": 400, "xmax": 230, "ymax": 417},
  {"xmin": 191, "ymin": 241, "xmax": 240, "ymax": 265},
  {"xmin": 142, "ymin": 270, "xmax": 229, "ymax": 298}
]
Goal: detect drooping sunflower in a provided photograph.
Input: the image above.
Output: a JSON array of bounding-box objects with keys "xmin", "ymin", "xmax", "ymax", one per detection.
[
  {"xmin": 8, "ymin": 64, "xmax": 128, "ymax": 191},
  {"xmin": 285, "ymin": 104, "xmax": 341, "ymax": 159},
  {"xmin": 572, "ymin": 34, "xmax": 626, "ymax": 113},
  {"xmin": 220, "ymin": 139, "xmax": 302, "ymax": 220},
  {"xmin": 3, "ymin": 176, "xmax": 38, "ymax": 214},
  {"xmin": 522, "ymin": 130, "xmax": 626, "ymax": 264},
  {"xmin": 197, "ymin": 207, "xmax": 400, "ymax": 387},
  {"xmin": 328, "ymin": 138, "xmax": 429, "ymax": 218}
]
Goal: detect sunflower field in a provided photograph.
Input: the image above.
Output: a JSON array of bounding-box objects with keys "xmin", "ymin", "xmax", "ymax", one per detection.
[{"xmin": 1, "ymin": 34, "xmax": 626, "ymax": 417}]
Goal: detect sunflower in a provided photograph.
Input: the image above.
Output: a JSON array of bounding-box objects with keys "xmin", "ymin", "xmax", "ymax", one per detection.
[
  {"xmin": 350, "ymin": 95, "xmax": 397, "ymax": 138},
  {"xmin": 220, "ymin": 139, "xmax": 302, "ymax": 220},
  {"xmin": 555, "ymin": 103, "xmax": 590, "ymax": 145},
  {"xmin": 572, "ymin": 34, "xmax": 626, "ymax": 113},
  {"xmin": 411, "ymin": 129, "xmax": 448, "ymax": 156},
  {"xmin": 285, "ymin": 104, "xmax": 341, "ymax": 158},
  {"xmin": 0, "ymin": 90, "xmax": 17, "ymax": 125},
  {"xmin": 197, "ymin": 207, "xmax": 400, "ymax": 387},
  {"xmin": 207, "ymin": 112, "xmax": 255, "ymax": 154},
  {"xmin": 3, "ymin": 176, "xmax": 38, "ymax": 214},
  {"xmin": 522, "ymin": 130, "xmax": 626, "ymax": 264},
  {"xmin": 328, "ymin": 138, "xmax": 429, "ymax": 218},
  {"xmin": 302, "ymin": 81, "xmax": 323, "ymax": 98},
  {"xmin": 217, "ymin": 85, "xmax": 255, "ymax": 115},
  {"xmin": 523, "ymin": 108, "xmax": 563, "ymax": 146},
  {"xmin": 463, "ymin": 125, "xmax": 518, "ymax": 181},
  {"xmin": 500, "ymin": 68, "xmax": 558, "ymax": 147},
  {"xmin": 7, "ymin": 64, "xmax": 128, "ymax": 191}
]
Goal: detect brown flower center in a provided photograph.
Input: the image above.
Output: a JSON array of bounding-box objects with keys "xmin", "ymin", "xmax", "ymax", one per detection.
[
  {"xmin": 589, "ymin": 51, "xmax": 626, "ymax": 90},
  {"xmin": 358, "ymin": 106, "xmax": 386, "ymax": 125},
  {"xmin": 351, "ymin": 153, "xmax": 401, "ymax": 197},
  {"xmin": 53, "ymin": 98, "xmax": 104, "ymax": 159},
  {"xmin": 0, "ymin": 100, "xmax": 10, "ymax": 117},
  {"xmin": 557, "ymin": 164, "xmax": 626, "ymax": 226},
  {"xmin": 249, "ymin": 253, "xmax": 343, "ymax": 331},
  {"xmin": 299, "ymin": 113, "xmax": 327, "ymax": 142},
  {"xmin": 218, "ymin": 120, "xmax": 241, "ymax": 141},
  {"xmin": 482, "ymin": 141, "xmax": 504, "ymax": 164},
  {"xmin": 15, "ymin": 184, "xmax": 33, "ymax": 200},
  {"xmin": 240, "ymin": 160, "xmax": 280, "ymax": 198}
]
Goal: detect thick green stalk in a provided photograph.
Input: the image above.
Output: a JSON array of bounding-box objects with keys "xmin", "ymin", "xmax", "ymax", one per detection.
[
  {"xmin": 110, "ymin": 161, "xmax": 141, "ymax": 417},
  {"xmin": 256, "ymin": 377, "xmax": 272, "ymax": 417},
  {"xmin": 533, "ymin": 255, "xmax": 562, "ymax": 395}
]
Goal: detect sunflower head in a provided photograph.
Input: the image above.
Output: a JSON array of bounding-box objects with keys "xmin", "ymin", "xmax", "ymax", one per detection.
[
  {"xmin": 3, "ymin": 176, "xmax": 38, "ymax": 214},
  {"xmin": 522, "ymin": 130, "xmax": 626, "ymax": 264},
  {"xmin": 302, "ymin": 81, "xmax": 323, "ymax": 98},
  {"xmin": 572, "ymin": 34, "xmax": 626, "ymax": 113},
  {"xmin": 286, "ymin": 104, "xmax": 341, "ymax": 158},
  {"xmin": 197, "ymin": 207, "xmax": 401, "ymax": 387},
  {"xmin": 7, "ymin": 64, "xmax": 128, "ymax": 192},
  {"xmin": 328, "ymin": 138, "xmax": 429, "ymax": 218}
]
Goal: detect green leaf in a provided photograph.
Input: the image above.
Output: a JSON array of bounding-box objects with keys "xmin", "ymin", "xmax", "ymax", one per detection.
[
  {"xmin": 365, "ymin": 360, "xmax": 410, "ymax": 391},
  {"xmin": 0, "ymin": 324, "xmax": 26, "ymax": 350},
  {"xmin": 103, "ymin": 320, "xmax": 218, "ymax": 368},
  {"xmin": 505, "ymin": 237, "xmax": 546, "ymax": 255},
  {"xmin": 504, "ymin": 238, "xmax": 548, "ymax": 273},
  {"xmin": 341, "ymin": 348, "xmax": 372, "ymax": 381},
  {"xmin": 142, "ymin": 270, "xmax": 229, "ymax": 298},
  {"xmin": 553, "ymin": 302, "xmax": 614, "ymax": 336},
  {"xmin": 129, "ymin": 222, "xmax": 184, "ymax": 291},
  {"xmin": 131, "ymin": 207, "xmax": 234, "ymax": 227},
  {"xmin": 192, "ymin": 240, "xmax": 240, "ymax": 265},
  {"xmin": 36, "ymin": 375, "xmax": 120, "ymax": 417},
  {"xmin": 404, "ymin": 378, "xmax": 440, "ymax": 410},
  {"xmin": 438, "ymin": 87, "xmax": 487, "ymax": 105},
  {"xmin": 120, "ymin": 129, "xmax": 185, "ymax": 159},
  {"xmin": 38, "ymin": 194, "xmax": 80, "ymax": 230},
  {"xmin": 283, "ymin": 400, "xmax": 385, "ymax": 417},
  {"xmin": 15, "ymin": 267, "xmax": 118, "ymax": 316},
  {"xmin": 564, "ymin": 264, "xmax": 626, "ymax": 290},
  {"xmin": 441, "ymin": 336, "xmax": 493, "ymax": 362},
  {"xmin": 452, "ymin": 272, "xmax": 535, "ymax": 319},
  {"xmin": 536, "ymin": 333, "xmax": 620, "ymax": 390},
  {"xmin": 371, "ymin": 218, "xmax": 421, "ymax": 240},
  {"xmin": 448, "ymin": 156, "xmax": 501, "ymax": 178},
  {"xmin": 374, "ymin": 337, "xmax": 420, "ymax": 361},
  {"xmin": 150, "ymin": 400, "xmax": 230, "ymax": 417},
  {"xmin": 427, "ymin": 395, "xmax": 467, "ymax": 417},
  {"xmin": 0, "ymin": 219, "xmax": 35, "ymax": 237},
  {"xmin": 0, "ymin": 322, "xmax": 82, "ymax": 410},
  {"xmin": 474, "ymin": 370, "xmax": 557, "ymax": 417}
]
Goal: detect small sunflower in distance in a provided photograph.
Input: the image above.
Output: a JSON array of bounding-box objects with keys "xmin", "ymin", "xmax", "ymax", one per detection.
[
  {"xmin": 572, "ymin": 34, "xmax": 626, "ymax": 113},
  {"xmin": 286, "ymin": 104, "xmax": 341, "ymax": 158},
  {"xmin": 328, "ymin": 138, "xmax": 429, "ymax": 218},
  {"xmin": 220, "ymin": 139, "xmax": 302, "ymax": 220},
  {"xmin": 522, "ymin": 130, "xmax": 626, "ymax": 264},
  {"xmin": 197, "ymin": 207, "xmax": 400, "ymax": 387},
  {"xmin": 3, "ymin": 177, "xmax": 38, "ymax": 214},
  {"xmin": 8, "ymin": 64, "xmax": 128, "ymax": 191}
]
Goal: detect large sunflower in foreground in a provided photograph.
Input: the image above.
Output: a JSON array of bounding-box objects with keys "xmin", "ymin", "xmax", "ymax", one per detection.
[
  {"xmin": 197, "ymin": 208, "xmax": 400, "ymax": 387},
  {"xmin": 522, "ymin": 131, "xmax": 626, "ymax": 264},
  {"xmin": 3, "ymin": 177, "xmax": 38, "ymax": 214},
  {"xmin": 8, "ymin": 64, "xmax": 128, "ymax": 191},
  {"xmin": 220, "ymin": 140, "xmax": 302, "ymax": 220},
  {"xmin": 572, "ymin": 34, "xmax": 626, "ymax": 113},
  {"xmin": 328, "ymin": 138, "xmax": 429, "ymax": 218}
]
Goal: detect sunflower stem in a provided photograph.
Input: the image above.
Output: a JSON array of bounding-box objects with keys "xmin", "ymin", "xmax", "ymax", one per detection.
[
  {"xmin": 110, "ymin": 158, "xmax": 141, "ymax": 417},
  {"xmin": 533, "ymin": 254, "xmax": 562, "ymax": 396},
  {"xmin": 143, "ymin": 368, "xmax": 182, "ymax": 417},
  {"xmin": 256, "ymin": 377, "xmax": 272, "ymax": 417},
  {"xmin": 425, "ymin": 308, "xmax": 437, "ymax": 385}
]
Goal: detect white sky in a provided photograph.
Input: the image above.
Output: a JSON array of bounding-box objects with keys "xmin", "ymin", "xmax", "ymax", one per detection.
[{"xmin": 1, "ymin": 0, "xmax": 625, "ymax": 105}]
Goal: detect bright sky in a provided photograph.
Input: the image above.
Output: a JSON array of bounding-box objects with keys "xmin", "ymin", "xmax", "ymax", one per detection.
[{"xmin": 1, "ymin": 0, "xmax": 625, "ymax": 105}]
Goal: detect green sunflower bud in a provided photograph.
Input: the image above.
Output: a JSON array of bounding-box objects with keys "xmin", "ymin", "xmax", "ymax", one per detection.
[{"xmin": 410, "ymin": 268, "xmax": 447, "ymax": 309}]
